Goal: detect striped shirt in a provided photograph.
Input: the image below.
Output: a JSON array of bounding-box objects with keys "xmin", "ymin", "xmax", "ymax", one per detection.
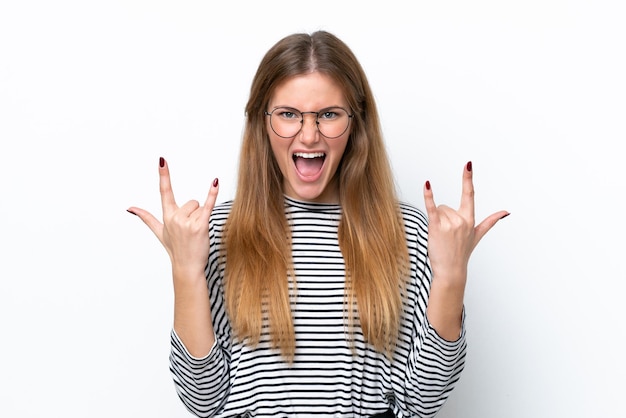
[{"xmin": 170, "ymin": 196, "xmax": 467, "ymax": 418}]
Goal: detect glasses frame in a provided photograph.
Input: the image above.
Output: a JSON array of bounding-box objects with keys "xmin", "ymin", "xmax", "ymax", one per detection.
[{"xmin": 264, "ymin": 106, "xmax": 354, "ymax": 139}]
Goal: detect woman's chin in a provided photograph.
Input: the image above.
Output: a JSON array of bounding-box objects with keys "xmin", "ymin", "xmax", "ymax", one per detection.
[{"xmin": 285, "ymin": 182, "xmax": 338, "ymax": 203}]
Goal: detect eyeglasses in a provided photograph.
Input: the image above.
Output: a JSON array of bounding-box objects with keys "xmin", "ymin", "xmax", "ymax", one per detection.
[{"xmin": 264, "ymin": 106, "xmax": 353, "ymax": 139}]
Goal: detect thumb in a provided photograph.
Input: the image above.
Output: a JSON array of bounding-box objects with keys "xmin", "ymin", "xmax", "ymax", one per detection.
[
  {"xmin": 473, "ymin": 210, "xmax": 510, "ymax": 248},
  {"xmin": 127, "ymin": 207, "xmax": 164, "ymax": 242}
]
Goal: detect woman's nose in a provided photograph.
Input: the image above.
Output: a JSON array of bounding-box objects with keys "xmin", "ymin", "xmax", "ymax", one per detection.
[{"xmin": 298, "ymin": 114, "xmax": 320, "ymax": 143}]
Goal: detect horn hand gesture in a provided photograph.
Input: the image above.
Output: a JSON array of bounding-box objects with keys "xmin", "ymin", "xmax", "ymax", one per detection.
[
  {"xmin": 423, "ymin": 161, "xmax": 509, "ymax": 340},
  {"xmin": 127, "ymin": 157, "xmax": 219, "ymax": 356}
]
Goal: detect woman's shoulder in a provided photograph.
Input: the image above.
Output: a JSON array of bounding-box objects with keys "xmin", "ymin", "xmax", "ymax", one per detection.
[
  {"xmin": 210, "ymin": 200, "xmax": 234, "ymax": 224},
  {"xmin": 398, "ymin": 201, "xmax": 427, "ymax": 221},
  {"xmin": 398, "ymin": 201, "xmax": 428, "ymax": 232},
  {"xmin": 214, "ymin": 199, "xmax": 234, "ymax": 211}
]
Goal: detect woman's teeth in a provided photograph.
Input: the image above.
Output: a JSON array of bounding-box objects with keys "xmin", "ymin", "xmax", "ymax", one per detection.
[{"xmin": 293, "ymin": 152, "xmax": 325, "ymax": 159}]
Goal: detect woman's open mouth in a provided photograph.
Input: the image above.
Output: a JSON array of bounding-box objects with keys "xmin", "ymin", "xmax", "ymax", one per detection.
[{"xmin": 293, "ymin": 152, "xmax": 326, "ymax": 178}]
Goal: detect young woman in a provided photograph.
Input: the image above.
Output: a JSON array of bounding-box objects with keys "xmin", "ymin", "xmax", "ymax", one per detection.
[{"xmin": 128, "ymin": 30, "xmax": 508, "ymax": 418}]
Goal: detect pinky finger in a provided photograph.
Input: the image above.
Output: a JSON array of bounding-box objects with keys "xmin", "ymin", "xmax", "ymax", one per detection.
[{"xmin": 423, "ymin": 180, "xmax": 438, "ymax": 221}]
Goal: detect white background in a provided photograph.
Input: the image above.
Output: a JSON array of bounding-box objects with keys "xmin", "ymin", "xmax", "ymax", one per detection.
[{"xmin": 1, "ymin": 1, "xmax": 624, "ymax": 417}]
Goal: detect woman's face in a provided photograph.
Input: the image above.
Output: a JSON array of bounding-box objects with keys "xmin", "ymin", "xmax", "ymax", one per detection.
[{"xmin": 266, "ymin": 72, "xmax": 351, "ymax": 203}]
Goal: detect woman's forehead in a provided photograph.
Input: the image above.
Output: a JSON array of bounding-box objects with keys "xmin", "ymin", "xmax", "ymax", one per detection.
[{"xmin": 269, "ymin": 72, "xmax": 347, "ymax": 109}]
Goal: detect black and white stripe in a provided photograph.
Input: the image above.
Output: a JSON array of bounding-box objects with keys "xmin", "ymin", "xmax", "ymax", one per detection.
[{"xmin": 170, "ymin": 197, "xmax": 466, "ymax": 418}]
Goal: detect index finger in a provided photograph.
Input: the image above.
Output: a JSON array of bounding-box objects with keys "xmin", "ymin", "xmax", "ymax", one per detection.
[
  {"xmin": 460, "ymin": 161, "xmax": 475, "ymax": 220},
  {"xmin": 158, "ymin": 157, "xmax": 178, "ymax": 214}
]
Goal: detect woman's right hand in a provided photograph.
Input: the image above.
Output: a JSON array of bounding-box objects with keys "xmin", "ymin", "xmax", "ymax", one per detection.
[
  {"xmin": 128, "ymin": 157, "xmax": 219, "ymax": 355},
  {"xmin": 127, "ymin": 157, "xmax": 219, "ymax": 278}
]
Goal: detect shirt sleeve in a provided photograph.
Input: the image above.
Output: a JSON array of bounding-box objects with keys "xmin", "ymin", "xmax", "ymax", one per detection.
[
  {"xmin": 168, "ymin": 206, "xmax": 233, "ymax": 417},
  {"xmin": 169, "ymin": 329, "xmax": 231, "ymax": 417},
  {"xmin": 402, "ymin": 310, "xmax": 467, "ymax": 417}
]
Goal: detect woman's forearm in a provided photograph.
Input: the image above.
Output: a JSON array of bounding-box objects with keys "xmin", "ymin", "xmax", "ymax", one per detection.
[
  {"xmin": 172, "ymin": 268, "xmax": 216, "ymax": 358},
  {"xmin": 426, "ymin": 275, "xmax": 465, "ymax": 341}
]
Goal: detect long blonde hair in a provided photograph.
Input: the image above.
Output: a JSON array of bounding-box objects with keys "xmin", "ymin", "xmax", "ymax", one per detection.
[{"xmin": 223, "ymin": 31, "xmax": 409, "ymax": 361}]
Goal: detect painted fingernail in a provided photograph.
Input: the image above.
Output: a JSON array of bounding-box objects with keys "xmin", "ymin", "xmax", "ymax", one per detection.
[
  {"xmin": 159, "ymin": 157, "xmax": 165, "ymax": 168},
  {"xmin": 425, "ymin": 180, "xmax": 431, "ymax": 190},
  {"xmin": 213, "ymin": 178, "xmax": 219, "ymax": 187},
  {"xmin": 127, "ymin": 209, "xmax": 137, "ymax": 216},
  {"xmin": 500, "ymin": 213, "xmax": 510, "ymax": 220},
  {"xmin": 466, "ymin": 161, "xmax": 472, "ymax": 172}
]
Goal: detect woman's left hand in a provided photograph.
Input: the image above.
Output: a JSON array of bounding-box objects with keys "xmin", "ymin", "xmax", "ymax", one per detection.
[
  {"xmin": 424, "ymin": 161, "xmax": 508, "ymax": 286},
  {"xmin": 423, "ymin": 161, "xmax": 509, "ymax": 339}
]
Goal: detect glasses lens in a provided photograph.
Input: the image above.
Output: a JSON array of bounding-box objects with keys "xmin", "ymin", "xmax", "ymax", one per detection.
[
  {"xmin": 269, "ymin": 107, "xmax": 303, "ymax": 138},
  {"xmin": 317, "ymin": 108, "xmax": 350, "ymax": 138},
  {"xmin": 269, "ymin": 107, "xmax": 351, "ymax": 138}
]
